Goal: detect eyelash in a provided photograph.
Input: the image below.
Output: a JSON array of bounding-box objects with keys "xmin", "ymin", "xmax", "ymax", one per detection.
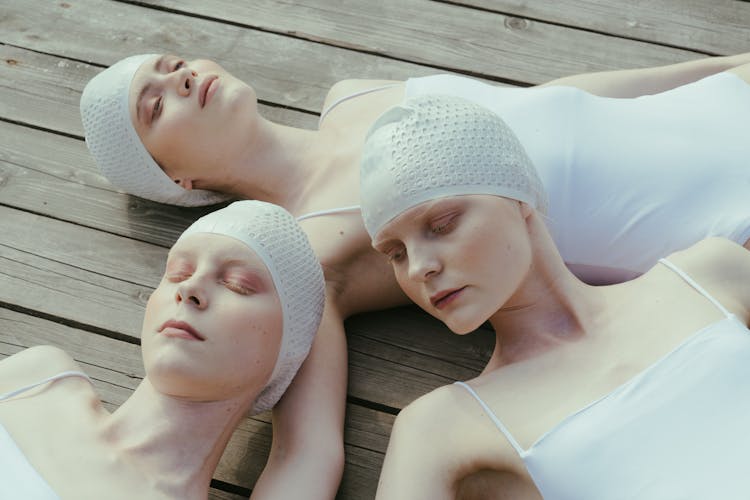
[
  {"xmin": 166, "ymin": 272, "xmax": 191, "ymax": 282},
  {"xmin": 152, "ymin": 96, "xmax": 163, "ymax": 120},
  {"xmin": 387, "ymin": 246, "xmax": 406, "ymax": 263},
  {"xmin": 220, "ymin": 279, "xmax": 253, "ymax": 295},
  {"xmin": 430, "ymin": 214, "xmax": 458, "ymax": 235}
]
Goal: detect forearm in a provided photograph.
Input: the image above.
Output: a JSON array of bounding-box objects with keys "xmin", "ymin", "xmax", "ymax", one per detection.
[
  {"xmin": 540, "ymin": 52, "xmax": 750, "ymax": 97},
  {"xmin": 250, "ymin": 300, "xmax": 348, "ymax": 499}
]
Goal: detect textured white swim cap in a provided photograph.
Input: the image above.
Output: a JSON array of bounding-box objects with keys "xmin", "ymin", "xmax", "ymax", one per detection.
[
  {"xmin": 177, "ymin": 200, "xmax": 325, "ymax": 414},
  {"xmin": 80, "ymin": 54, "xmax": 231, "ymax": 207},
  {"xmin": 360, "ymin": 94, "xmax": 548, "ymax": 238}
]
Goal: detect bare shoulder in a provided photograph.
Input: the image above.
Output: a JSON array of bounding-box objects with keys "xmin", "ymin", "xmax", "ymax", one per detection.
[
  {"xmin": 0, "ymin": 345, "xmax": 83, "ymax": 396},
  {"xmin": 322, "ymin": 78, "xmax": 403, "ymax": 111},
  {"xmin": 667, "ymin": 237, "xmax": 750, "ymax": 319},
  {"xmin": 394, "ymin": 383, "xmax": 518, "ymax": 473}
]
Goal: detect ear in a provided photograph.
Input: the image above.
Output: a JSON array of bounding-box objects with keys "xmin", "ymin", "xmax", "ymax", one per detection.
[{"xmin": 173, "ymin": 178, "xmax": 194, "ymax": 190}]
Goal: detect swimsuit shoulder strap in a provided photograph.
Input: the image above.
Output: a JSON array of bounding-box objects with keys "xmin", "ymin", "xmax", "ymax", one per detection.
[
  {"xmin": 0, "ymin": 370, "xmax": 92, "ymax": 402},
  {"xmin": 319, "ymin": 83, "xmax": 401, "ymax": 125},
  {"xmin": 659, "ymin": 258, "xmax": 732, "ymax": 318}
]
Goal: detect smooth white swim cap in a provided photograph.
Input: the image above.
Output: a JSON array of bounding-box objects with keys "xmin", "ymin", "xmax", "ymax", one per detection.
[
  {"xmin": 360, "ymin": 94, "xmax": 547, "ymax": 238},
  {"xmin": 80, "ymin": 54, "xmax": 231, "ymax": 207},
  {"xmin": 177, "ymin": 200, "xmax": 325, "ymax": 414}
]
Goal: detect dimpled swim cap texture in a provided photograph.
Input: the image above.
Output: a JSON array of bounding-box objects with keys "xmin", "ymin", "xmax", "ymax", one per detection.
[
  {"xmin": 80, "ymin": 54, "xmax": 231, "ymax": 207},
  {"xmin": 360, "ymin": 94, "xmax": 548, "ymax": 238},
  {"xmin": 177, "ymin": 200, "xmax": 325, "ymax": 414}
]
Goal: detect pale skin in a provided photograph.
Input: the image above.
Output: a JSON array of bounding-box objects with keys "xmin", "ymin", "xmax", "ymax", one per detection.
[
  {"xmin": 0, "ymin": 234, "xmax": 284, "ymax": 499},
  {"xmin": 370, "ymin": 195, "xmax": 750, "ymax": 499},
  {"xmin": 126, "ymin": 54, "xmax": 750, "ymax": 498}
]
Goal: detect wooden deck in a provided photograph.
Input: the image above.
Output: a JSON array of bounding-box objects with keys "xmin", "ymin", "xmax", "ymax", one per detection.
[{"xmin": 1, "ymin": 1, "xmax": 749, "ymax": 498}]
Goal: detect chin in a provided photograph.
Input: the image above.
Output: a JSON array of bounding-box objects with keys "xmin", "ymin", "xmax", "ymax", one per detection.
[{"xmin": 442, "ymin": 317, "xmax": 479, "ymax": 335}]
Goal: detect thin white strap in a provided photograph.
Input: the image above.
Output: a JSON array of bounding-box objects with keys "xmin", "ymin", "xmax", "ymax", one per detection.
[
  {"xmin": 0, "ymin": 370, "xmax": 92, "ymax": 402},
  {"xmin": 318, "ymin": 83, "xmax": 400, "ymax": 125},
  {"xmin": 296, "ymin": 205, "xmax": 361, "ymax": 222},
  {"xmin": 659, "ymin": 258, "xmax": 732, "ymax": 318},
  {"xmin": 454, "ymin": 381, "xmax": 525, "ymax": 455}
]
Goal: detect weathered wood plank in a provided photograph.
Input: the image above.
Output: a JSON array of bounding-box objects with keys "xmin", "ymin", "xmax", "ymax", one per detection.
[
  {"xmin": 0, "ymin": 118, "xmax": 197, "ymax": 247},
  {"xmin": 451, "ymin": 0, "xmax": 750, "ymax": 56},
  {"xmin": 0, "ymin": 45, "xmax": 319, "ymax": 138},
  {"xmin": 0, "ymin": 306, "xmax": 389, "ymax": 496},
  {"xmin": 124, "ymin": 0, "xmax": 700, "ymax": 84},
  {"xmin": 1, "ymin": 0, "xmax": 439, "ymax": 115}
]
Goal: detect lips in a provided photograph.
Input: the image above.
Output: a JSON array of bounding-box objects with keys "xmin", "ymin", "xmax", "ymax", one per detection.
[
  {"xmin": 430, "ymin": 286, "xmax": 466, "ymax": 310},
  {"xmin": 158, "ymin": 319, "xmax": 205, "ymax": 341},
  {"xmin": 199, "ymin": 75, "xmax": 218, "ymax": 108}
]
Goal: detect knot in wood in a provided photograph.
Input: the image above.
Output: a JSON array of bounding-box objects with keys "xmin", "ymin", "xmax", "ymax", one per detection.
[{"xmin": 504, "ymin": 16, "xmax": 529, "ymax": 31}]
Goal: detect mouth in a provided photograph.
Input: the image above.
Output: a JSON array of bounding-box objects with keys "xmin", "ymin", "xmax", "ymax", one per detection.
[
  {"xmin": 199, "ymin": 75, "xmax": 218, "ymax": 108},
  {"xmin": 158, "ymin": 319, "xmax": 205, "ymax": 341},
  {"xmin": 430, "ymin": 286, "xmax": 467, "ymax": 310}
]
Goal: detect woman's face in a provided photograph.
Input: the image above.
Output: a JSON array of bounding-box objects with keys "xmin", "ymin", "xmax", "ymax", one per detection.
[
  {"xmin": 372, "ymin": 195, "xmax": 533, "ymax": 334},
  {"xmin": 142, "ymin": 233, "xmax": 282, "ymax": 402},
  {"xmin": 129, "ymin": 54, "xmax": 258, "ymax": 190}
]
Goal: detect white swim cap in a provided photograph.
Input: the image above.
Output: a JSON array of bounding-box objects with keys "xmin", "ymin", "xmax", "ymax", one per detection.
[
  {"xmin": 80, "ymin": 54, "xmax": 231, "ymax": 207},
  {"xmin": 360, "ymin": 94, "xmax": 547, "ymax": 238},
  {"xmin": 177, "ymin": 200, "xmax": 325, "ymax": 414}
]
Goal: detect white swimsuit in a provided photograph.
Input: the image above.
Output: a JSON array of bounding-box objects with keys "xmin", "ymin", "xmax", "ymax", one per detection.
[
  {"xmin": 456, "ymin": 259, "xmax": 750, "ymax": 499},
  {"xmin": 317, "ymin": 72, "xmax": 750, "ymax": 284},
  {"xmin": 0, "ymin": 370, "xmax": 91, "ymax": 499}
]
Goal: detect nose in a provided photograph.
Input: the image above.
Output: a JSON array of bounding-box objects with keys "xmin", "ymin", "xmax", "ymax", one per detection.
[
  {"xmin": 175, "ymin": 279, "xmax": 207, "ymax": 309},
  {"xmin": 407, "ymin": 246, "xmax": 441, "ymax": 283},
  {"xmin": 173, "ymin": 66, "xmax": 198, "ymax": 97}
]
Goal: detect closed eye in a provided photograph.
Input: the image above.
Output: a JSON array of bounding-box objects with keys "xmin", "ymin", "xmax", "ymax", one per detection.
[
  {"xmin": 152, "ymin": 96, "xmax": 163, "ymax": 122},
  {"xmin": 221, "ymin": 279, "xmax": 254, "ymax": 295},
  {"xmin": 385, "ymin": 245, "xmax": 407, "ymax": 264},
  {"xmin": 166, "ymin": 271, "xmax": 191, "ymax": 283},
  {"xmin": 430, "ymin": 212, "xmax": 459, "ymax": 235}
]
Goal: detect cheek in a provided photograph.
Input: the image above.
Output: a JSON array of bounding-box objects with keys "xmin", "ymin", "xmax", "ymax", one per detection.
[
  {"xmin": 394, "ymin": 267, "xmax": 427, "ymax": 305},
  {"xmin": 143, "ymin": 287, "xmax": 169, "ymax": 325}
]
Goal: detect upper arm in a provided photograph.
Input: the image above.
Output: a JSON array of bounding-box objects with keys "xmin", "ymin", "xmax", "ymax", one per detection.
[
  {"xmin": 539, "ymin": 53, "xmax": 750, "ymax": 98},
  {"xmin": 377, "ymin": 385, "xmax": 516, "ymax": 500},
  {"xmin": 0, "ymin": 345, "xmax": 81, "ymax": 396},
  {"xmin": 251, "ymin": 295, "xmax": 347, "ymax": 499},
  {"xmin": 727, "ymin": 61, "xmax": 750, "ymax": 85}
]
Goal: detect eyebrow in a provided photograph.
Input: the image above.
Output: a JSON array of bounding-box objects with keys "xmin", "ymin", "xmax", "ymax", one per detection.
[{"xmin": 135, "ymin": 55, "xmax": 166, "ymax": 124}]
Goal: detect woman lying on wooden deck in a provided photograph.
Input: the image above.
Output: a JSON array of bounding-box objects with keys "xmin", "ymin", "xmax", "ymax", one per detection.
[
  {"xmin": 79, "ymin": 52, "xmax": 750, "ymax": 496},
  {"xmin": 0, "ymin": 201, "xmax": 324, "ymax": 499},
  {"xmin": 360, "ymin": 95, "xmax": 750, "ymax": 499}
]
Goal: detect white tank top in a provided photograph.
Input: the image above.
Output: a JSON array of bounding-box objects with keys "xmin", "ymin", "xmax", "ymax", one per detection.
[
  {"xmin": 456, "ymin": 259, "xmax": 750, "ymax": 499},
  {"xmin": 0, "ymin": 370, "xmax": 91, "ymax": 499}
]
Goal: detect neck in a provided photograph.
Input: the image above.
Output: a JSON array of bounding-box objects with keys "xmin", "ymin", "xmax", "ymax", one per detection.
[
  {"xmin": 103, "ymin": 378, "xmax": 254, "ymax": 498},
  {"xmin": 485, "ymin": 214, "xmax": 604, "ymax": 370},
  {"xmin": 217, "ymin": 117, "xmax": 336, "ymax": 216}
]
